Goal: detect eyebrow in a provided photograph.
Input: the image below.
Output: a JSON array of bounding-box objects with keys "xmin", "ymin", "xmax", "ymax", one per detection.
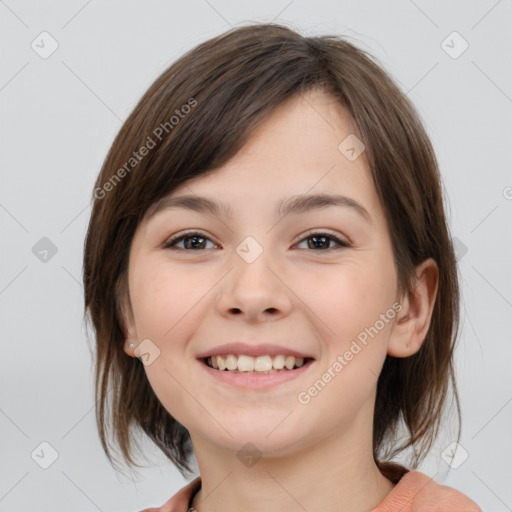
[{"xmin": 146, "ymin": 193, "xmax": 372, "ymax": 224}]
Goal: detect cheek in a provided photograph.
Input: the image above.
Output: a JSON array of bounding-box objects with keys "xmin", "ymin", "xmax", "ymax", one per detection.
[
  {"xmin": 299, "ymin": 259, "xmax": 393, "ymax": 338},
  {"xmin": 297, "ymin": 257, "xmax": 395, "ymax": 403},
  {"xmin": 130, "ymin": 259, "xmax": 204, "ymax": 339},
  {"xmin": 297, "ymin": 264, "xmax": 394, "ymax": 422},
  {"xmin": 129, "ymin": 260, "xmax": 203, "ymax": 416}
]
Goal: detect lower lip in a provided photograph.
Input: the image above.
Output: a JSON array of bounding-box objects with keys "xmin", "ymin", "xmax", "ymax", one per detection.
[{"xmin": 198, "ymin": 358, "xmax": 315, "ymax": 390}]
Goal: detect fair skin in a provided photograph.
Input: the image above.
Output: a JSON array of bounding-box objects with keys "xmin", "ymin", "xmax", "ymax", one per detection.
[{"xmin": 122, "ymin": 89, "xmax": 438, "ymax": 512}]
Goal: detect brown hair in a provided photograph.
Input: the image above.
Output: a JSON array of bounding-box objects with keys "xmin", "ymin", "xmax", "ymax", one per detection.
[{"xmin": 83, "ymin": 22, "xmax": 461, "ymax": 478}]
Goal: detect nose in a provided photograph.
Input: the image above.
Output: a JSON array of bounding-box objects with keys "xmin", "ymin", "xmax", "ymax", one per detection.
[{"xmin": 215, "ymin": 243, "xmax": 293, "ymax": 323}]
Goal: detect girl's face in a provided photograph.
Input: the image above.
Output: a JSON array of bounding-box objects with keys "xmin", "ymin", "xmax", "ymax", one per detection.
[{"xmin": 123, "ymin": 89, "xmax": 403, "ymax": 457}]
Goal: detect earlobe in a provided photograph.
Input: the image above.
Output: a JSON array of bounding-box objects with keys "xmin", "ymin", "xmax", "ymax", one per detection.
[
  {"xmin": 120, "ymin": 305, "xmax": 139, "ymax": 357},
  {"xmin": 387, "ymin": 258, "xmax": 439, "ymax": 358},
  {"xmin": 116, "ymin": 277, "xmax": 139, "ymax": 357},
  {"xmin": 123, "ymin": 337, "xmax": 138, "ymax": 357}
]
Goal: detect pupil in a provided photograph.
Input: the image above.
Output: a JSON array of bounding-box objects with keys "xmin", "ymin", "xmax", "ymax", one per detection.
[
  {"xmin": 309, "ymin": 236, "xmax": 328, "ymax": 249},
  {"xmin": 185, "ymin": 236, "xmax": 205, "ymax": 249}
]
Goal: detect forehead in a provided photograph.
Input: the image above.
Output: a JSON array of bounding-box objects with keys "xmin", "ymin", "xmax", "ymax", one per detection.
[{"xmin": 152, "ymin": 90, "xmax": 380, "ymax": 216}]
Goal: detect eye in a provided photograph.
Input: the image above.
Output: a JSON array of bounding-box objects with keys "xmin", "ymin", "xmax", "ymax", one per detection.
[
  {"xmin": 162, "ymin": 229, "xmax": 351, "ymax": 252},
  {"xmin": 163, "ymin": 231, "xmax": 217, "ymax": 251},
  {"xmin": 294, "ymin": 230, "xmax": 351, "ymax": 251}
]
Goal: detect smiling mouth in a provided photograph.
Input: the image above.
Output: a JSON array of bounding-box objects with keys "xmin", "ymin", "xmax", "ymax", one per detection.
[{"xmin": 202, "ymin": 356, "xmax": 315, "ymax": 374}]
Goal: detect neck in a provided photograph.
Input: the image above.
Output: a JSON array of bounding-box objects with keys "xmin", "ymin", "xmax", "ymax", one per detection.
[{"xmin": 188, "ymin": 407, "xmax": 395, "ymax": 512}]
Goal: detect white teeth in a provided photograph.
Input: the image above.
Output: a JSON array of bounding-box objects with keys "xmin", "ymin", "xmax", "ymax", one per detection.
[
  {"xmin": 254, "ymin": 356, "xmax": 273, "ymax": 372},
  {"xmin": 225, "ymin": 354, "xmax": 237, "ymax": 370},
  {"xmin": 285, "ymin": 356, "xmax": 296, "ymax": 370},
  {"xmin": 273, "ymin": 354, "xmax": 285, "ymax": 369},
  {"xmin": 237, "ymin": 355, "xmax": 255, "ymax": 372},
  {"xmin": 207, "ymin": 354, "xmax": 307, "ymax": 372}
]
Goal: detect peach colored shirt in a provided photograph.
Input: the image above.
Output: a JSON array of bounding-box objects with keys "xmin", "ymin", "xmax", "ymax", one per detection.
[{"xmin": 140, "ymin": 465, "xmax": 481, "ymax": 512}]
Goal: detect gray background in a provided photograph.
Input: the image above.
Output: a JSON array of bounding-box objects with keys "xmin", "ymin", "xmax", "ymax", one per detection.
[{"xmin": 1, "ymin": 0, "xmax": 511, "ymax": 510}]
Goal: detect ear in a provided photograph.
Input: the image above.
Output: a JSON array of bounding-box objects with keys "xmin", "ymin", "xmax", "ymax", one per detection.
[
  {"xmin": 117, "ymin": 289, "xmax": 139, "ymax": 358},
  {"xmin": 122, "ymin": 317, "xmax": 139, "ymax": 358},
  {"xmin": 387, "ymin": 258, "xmax": 439, "ymax": 357}
]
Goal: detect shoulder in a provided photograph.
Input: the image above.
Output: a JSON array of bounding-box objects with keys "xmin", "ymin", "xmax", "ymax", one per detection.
[
  {"xmin": 139, "ymin": 476, "xmax": 202, "ymax": 512},
  {"xmin": 374, "ymin": 470, "xmax": 482, "ymax": 512}
]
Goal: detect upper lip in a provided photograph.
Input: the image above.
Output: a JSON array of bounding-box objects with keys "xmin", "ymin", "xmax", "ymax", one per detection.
[{"xmin": 196, "ymin": 342, "xmax": 315, "ymax": 359}]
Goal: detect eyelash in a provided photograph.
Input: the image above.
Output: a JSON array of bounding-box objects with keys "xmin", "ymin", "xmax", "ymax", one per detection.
[{"xmin": 162, "ymin": 229, "xmax": 351, "ymax": 251}]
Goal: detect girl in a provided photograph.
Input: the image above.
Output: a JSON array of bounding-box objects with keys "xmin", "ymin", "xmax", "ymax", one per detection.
[{"xmin": 83, "ymin": 23, "xmax": 481, "ymax": 512}]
